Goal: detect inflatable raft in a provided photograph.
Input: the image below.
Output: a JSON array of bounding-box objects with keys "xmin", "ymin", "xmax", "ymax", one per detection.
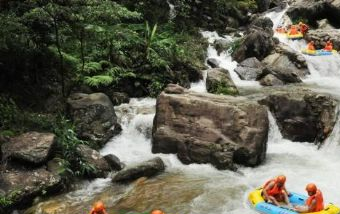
[
  {"xmin": 248, "ymin": 188, "xmax": 340, "ymax": 214},
  {"xmin": 287, "ymin": 32, "xmax": 303, "ymax": 40},
  {"xmin": 302, "ymin": 49, "xmax": 338, "ymax": 56}
]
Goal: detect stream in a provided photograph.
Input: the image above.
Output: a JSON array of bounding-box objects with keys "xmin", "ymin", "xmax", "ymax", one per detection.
[{"xmin": 23, "ymin": 5, "xmax": 340, "ymax": 214}]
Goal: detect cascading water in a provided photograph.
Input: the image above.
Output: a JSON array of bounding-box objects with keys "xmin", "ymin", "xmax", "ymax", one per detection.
[
  {"xmin": 268, "ymin": 6, "xmax": 340, "ymax": 94},
  {"xmin": 190, "ymin": 31, "xmax": 261, "ymax": 91}
]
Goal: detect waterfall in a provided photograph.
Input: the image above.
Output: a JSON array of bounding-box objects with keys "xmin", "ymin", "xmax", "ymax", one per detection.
[{"xmin": 191, "ymin": 31, "xmax": 260, "ymax": 91}]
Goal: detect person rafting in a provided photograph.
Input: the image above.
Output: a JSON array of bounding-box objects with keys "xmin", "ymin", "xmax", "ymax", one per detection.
[
  {"xmin": 323, "ymin": 41, "xmax": 333, "ymax": 51},
  {"xmin": 294, "ymin": 183, "xmax": 324, "ymax": 213},
  {"xmin": 276, "ymin": 26, "xmax": 286, "ymax": 33},
  {"xmin": 288, "ymin": 25, "xmax": 299, "ymax": 35},
  {"xmin": 307, "ymin": 41, "xmax": 316, "ymax": 51},
  {"xmin": 89, "ymin": 201, "xmax": 108, "ymax": 214},
  {"xmin": 298, "ymin": 22, "xmax": 309, "ymax": 35},
  {"xmin": 262, "ymin": 175, "xmax": 292, "ymax": 207},
  {"xmin": 151, "ymin": 210, "xmax": 165, "ymax": 214}
]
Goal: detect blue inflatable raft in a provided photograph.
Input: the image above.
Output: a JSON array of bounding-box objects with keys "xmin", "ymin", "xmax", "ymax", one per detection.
[
  {"xmin": 302, "ymin": 49, "xmax": 337, "ymax": 56},
  {"xmin": 248, "ymin": 188, "xmax": 340, "ymax": 214}
]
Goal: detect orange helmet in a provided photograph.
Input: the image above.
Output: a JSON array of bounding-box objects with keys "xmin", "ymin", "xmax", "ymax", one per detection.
[
  {"xmin": 151, "ymin": 210, "xmax": 164, "ymax": 214},
  {"xmin": 276, "ymin": 175, "xmax": 286, "ymax": 184},
  {"xmin": 93, "ymin": 201, "xmax": 105, "ymax": 212},
  {"xmin": 306, "ymin": 183, "xmax": 317, "ymax": 193}
]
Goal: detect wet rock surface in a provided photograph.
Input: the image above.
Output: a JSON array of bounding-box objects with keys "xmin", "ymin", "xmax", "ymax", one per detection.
[
  {"xmin": 1, "ymin": 132, "xmax": 56, "ymax": 165},
  {"xmin": 259, "ymin": 90, "xmax": 337, "ymax": 143},
  {"xmin": 152, "ymin": 85, "xmax": 269, "ymax": 169},
  {"xmin": 67, "ymin": 93, "xmax": 122, "ymax": 147},
  {"xmin": 112, "ymin": 157, "xmax": 165, "ymax": 183}
]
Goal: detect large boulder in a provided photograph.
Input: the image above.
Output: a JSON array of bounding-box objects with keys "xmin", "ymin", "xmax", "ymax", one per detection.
[
  {"xmin": 250, "ymin": 16, "xmax": 274, "ymax": 33},
  {"xmin": 259, "ymin": 90, "xmax": 337, "ymax": 143},
  {"xmin": 67, "ymin": 93, "xmax": 122, "ymax": 147},
  {"xmin": 234, "ymin": 57, "xmax": 264, "ymax": 80},
  {"xmin": 112, "ymin": 157, "xmax": 165, "ymax": 183},
  {"xmin": 286, "ymin": 1, "xmax": 328, "ymax": 26},
  {"xmin": 0, "ymin": 168, "xmax": 62, "ymax": 210},
  {"xmin": 286, "ymin": 0, "xmax": 340, "ymax": 27},
  {"xmin": 263, "ymin": 44, "xmax": 309, "ymax": 78},
  {"xmin": 76, "ymin": 144, "xmax": 111, "ymax": 178},
  {"xmin": 152, "ymin": 85, "xmax": 269, "ymax": 169},
  {"xmin": 305, "ymin": 30, "xmax": 340, "ymax": 50},
  {"xmin": 206, "ymin": 68, "xmax": 239, "ymax": 95},
  {"xmin": 232, "ymin": 28, "xmax": 275, "ymax": 62},
  {"xmin": 1, "ymin": 132, "xmax": 56, "ymax": 165}
]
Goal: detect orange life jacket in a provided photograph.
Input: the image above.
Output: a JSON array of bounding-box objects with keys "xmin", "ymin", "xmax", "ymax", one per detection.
[
  {"xmin": 324, "ymin": 43, "xmax": 333, "ymax": 51},
  {"xmin": 263, "ymin": 179, "xmax": 283, "ymax": 196},
  {"xmin": 306, "ymin": 190, "xmax": 324, "ymax": 212},
  {"xmin": 289, "ymin": 26, "xmax": 298, "ymax": 35},
  {"xmin": 307, "ymin": 42, "xmax": 315, "ymax": 51}
]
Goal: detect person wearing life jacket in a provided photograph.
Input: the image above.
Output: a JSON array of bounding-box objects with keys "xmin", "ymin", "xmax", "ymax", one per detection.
[
  {"xmin": 294, "ymin": 183, "xmax": 324, "ymax": 213},
  {"xmin": 323, "ymin": 41, "xmax": 333, "ymax": 51},
  {"xmin": 151, "ymin": 210, "xmax": 165, "ymax": 214},
  {"xmin": 276, "ymin": 26, "xmax": 286, "ymax": 33},
  {"xmin": 299, "ymin": 22, "xmax": 309, "ymax": 35},
  {"xmin": 307, "ymin": 41, "xmax": 316, "ymax": 51},
  {"xmin": 289, "ymin": 25, "xmax": 299, "ymax": 35},
  {"xmin": 89, "ymin": 201, "xmax": 108, "ymax": 214},
  {"xmin": 262, "ymin": 175, "xmax": 292, "ymax": 207}
]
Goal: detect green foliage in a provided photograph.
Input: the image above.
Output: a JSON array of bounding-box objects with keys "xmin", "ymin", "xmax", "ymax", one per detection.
[
  {"xmin": 1, "ymin": 0, "xmax": 207, "ymax": 100},
  {"xmin": 210, "ymin": 81, "xmax": 239, "ymax": 96},
  {"xmin": 227, "ymin": 38, "xmax": 244, "ymax": 54},
  {"xmin": 52, "ymin": 116, "xmax": 95, "ymax": 177},
  {"xmin": 0, "ymin": 190, "xmax": 21, "ymax": 207},
  {"xmin": 84, "ymin": 75, "xmax": 114, "ymax": 87},
  {"xmin": 0, "ymin": 96, "xmax": 94, "ymax": 177}
]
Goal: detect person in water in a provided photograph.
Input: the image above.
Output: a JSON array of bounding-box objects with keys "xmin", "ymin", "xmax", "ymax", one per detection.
[
  {"xmin": 151, "ymin": 210, "xmax": 165, "ymax": 214},
  {"xmin": 288, "ymin": 25, "xmax": 299, "ymax": 35},
  {"xmin": 89, "ymin": 201, "xmax": 108, "ymax": 214},
  {"xmin": 294, "ymin": 183, "xmax": 324, "ymax": 213},
  {"xmin": 323, "ymin": 41, "xmax": 333, "ymax": 51},
  {"xmin": 307, "ymin": 41, "xmax": 316, "ymax": 51},
  {"xmin": 298, "ymin": 22, "xmax": 309, "ymax": 35},
  {"xmin": 262, "ymin": 175, "xmax": 292, "ymax": 207}
]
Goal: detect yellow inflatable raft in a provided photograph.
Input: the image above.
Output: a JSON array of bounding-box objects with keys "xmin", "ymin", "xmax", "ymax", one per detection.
[{"xmin": 248, "ymin": 188, "xmax": 340, "ymax": 214}]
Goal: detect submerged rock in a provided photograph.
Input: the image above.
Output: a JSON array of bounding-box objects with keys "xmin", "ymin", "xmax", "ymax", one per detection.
[
  {"xmin": 152, "ymin": 85, "xmax": 269, "ymax": 170},
  {"xmin": 67, "ymin": 93, "xmax": 122, "ymax": 147},
  {"xmin": 206, "ymin": 68, "xmax": 239, "ymax": 95},
  {"xmin": 259, "ymin": 90, "xmax": 337, "ymax": 143},
  {"xmin": 1, "ymin": 132, "xmax": 56, "ymax": 165},
  {"xmin": 112, "ymin": 157, "xmax": 165, "ymax": 183}
]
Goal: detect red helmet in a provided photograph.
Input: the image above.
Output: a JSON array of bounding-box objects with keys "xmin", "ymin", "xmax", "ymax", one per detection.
[
  {"xmin": 94, "ymin": 201, "xmax": 105, "ymax": 212},
  {"xmin": 306, "ymin": 183, "xmax": 317, "ymax": 193},
  {"xmin": 151, "ymin": 210, "xmax": 165, "ymax": 214},
  {"xmin": 276, "ymin": 175, "xmax": 286, "ymax": 184}
]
